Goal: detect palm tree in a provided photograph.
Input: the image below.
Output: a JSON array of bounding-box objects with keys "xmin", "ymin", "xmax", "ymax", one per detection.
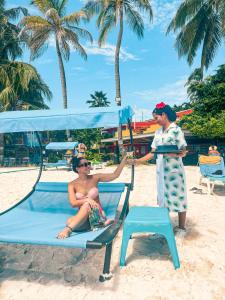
[
  {"xmin": 167, "ymin": 0, "xmax": 225, "ymax": 77},
  {"xmin": 86, "ymin": 90, "xmax": 110, "ymax": 107},
  {"xmin": 0, "ymin": 1, "xmax": 51, "ymax": 164},
  {"xmin": 0, "ymin": 60, "xmax": 52, "ymax": 111},
  {"xmin": 20, "ymin": 0, "xmax": 93, "ymax": 109},
  {"xmin": 84, "ymin": 0, "xmax": 153, "ymax": 106},
  {"xmin": 0, "ymin": 0, "xmax": 28, "ymax": 60}
]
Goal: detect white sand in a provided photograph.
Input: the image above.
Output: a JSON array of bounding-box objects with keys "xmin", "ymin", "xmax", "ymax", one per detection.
[{"xmin": 0, "ymin": 165, "xmax": 225, "ymax": 300}]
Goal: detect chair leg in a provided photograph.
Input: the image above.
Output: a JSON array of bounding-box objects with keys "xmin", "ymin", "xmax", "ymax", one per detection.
[
  {"xmin": 207, "ymin": 179, "xmax": 211, "ymax": 195},
  {"xmin": 164, "ymin": 229, "xmax": 180, "ymax": 269},
  {"xmin": 120, "ymin": 230, "xmax": 131, "ymax": 267},
  {"xmin": 99, "ymin": 242, "xmax": 113, "ymax": 282}
]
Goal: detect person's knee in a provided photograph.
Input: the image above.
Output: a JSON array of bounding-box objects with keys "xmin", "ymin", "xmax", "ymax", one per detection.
[{"xmin": 80, "ymin": 202, "xmax": 91, "ymax": 214}]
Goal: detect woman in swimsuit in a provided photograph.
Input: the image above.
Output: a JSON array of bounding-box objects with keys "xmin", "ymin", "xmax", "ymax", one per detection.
[{"xmin": 57, "ymin": 154, "xmax": 127, "ymax": 239}]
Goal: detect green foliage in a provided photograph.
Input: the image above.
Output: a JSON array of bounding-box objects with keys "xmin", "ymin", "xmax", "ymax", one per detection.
[
  {"xmin": 84, "ymin": 0, "xmax": 153, "ymax": 45},
  {"xmin": 0, "ymin": 60, "xmax": 52, "ymax": 111},
  {"xmin": 179, "ymin": 65, "xmax": 225, "ymax": 138},
  {"xmin": 167, "ymin": 0, "xmax": 225, "ymax": 74},
  {"xmin": 0, "ymin": 1, "xmax": 51, "ymax": 111},
  {"xmin": 86, "ymin": 91, "xmax": 110, "ymax": 107},
  {"xmin": 20, "ymin": 0, "xmax": 92, "ymax": 109},
  {"xmin": 20, "ymin": 1, "xmax": 92, "ymax": 61},
  {"xmin": 85, "ymin": 150, "xmax": 103, "ymax": 163},
  {"xmin": 0, "ymin": 0, "xmax": 28, "ymax": 60},
  {"xmin": 70, "ymin": 128, "xmax": 102, "ymax": 149}
]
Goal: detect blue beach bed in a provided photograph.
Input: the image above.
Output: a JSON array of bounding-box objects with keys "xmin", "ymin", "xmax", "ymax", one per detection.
[{"xmin": 0, "ymin": 106, "xmax": 134, "ymax": 281}]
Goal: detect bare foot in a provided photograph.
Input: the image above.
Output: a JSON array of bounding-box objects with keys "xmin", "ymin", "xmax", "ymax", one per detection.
[
  {"xmin": 57, "ymin": 226, "xmax": 72, "ymax": 239},
  {"xmin": 104, "ymin": 219, "xmax": 114, "ymax": 226}
]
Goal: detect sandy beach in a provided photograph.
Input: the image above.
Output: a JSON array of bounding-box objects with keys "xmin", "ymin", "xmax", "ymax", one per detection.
[{"xmin": 0, "ymin": 164, "xmax": 225, "ymax": 300}]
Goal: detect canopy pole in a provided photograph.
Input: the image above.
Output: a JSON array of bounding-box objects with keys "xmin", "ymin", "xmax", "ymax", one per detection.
[
  {"xmin": 33, "ymin": 132, "xmax": 43, "ymax": 188},
  {"xmin": 128, "ymin": 119, "xmax": 134, "ymax": 190}
]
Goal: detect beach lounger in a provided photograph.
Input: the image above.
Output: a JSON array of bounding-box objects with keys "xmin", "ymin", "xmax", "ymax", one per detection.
[
  {"xmin": 0, "ymin": 106, "xmax": 134, "ymax": 282},
  {"xmin": 198, "ymin": 155, "xmax": 225, "ymax": 194},
  {"xmin": 43, "ymin": 159, "xmax": 70, "ymax": 170},
  {"xmin": 0, "ymin": 181, "xmax": 131, "ymax": 281}
]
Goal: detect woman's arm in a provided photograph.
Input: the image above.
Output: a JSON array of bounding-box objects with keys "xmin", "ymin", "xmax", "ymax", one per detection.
[
  {"xmin": 136, "ymin": 151, "xmax": 155, "ymax": 164},
  {"xmin": 128, "ymin": 151, "xmax": 155, "ymax": 165},
  {"xmin": 94, "ymin": 155, "xmax": 127, "ymax": 182}
]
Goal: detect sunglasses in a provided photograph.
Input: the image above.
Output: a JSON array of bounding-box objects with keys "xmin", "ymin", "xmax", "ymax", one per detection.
[{"xmin": 78, "ymin": 162, "xmax": 91, "ymax": 168}]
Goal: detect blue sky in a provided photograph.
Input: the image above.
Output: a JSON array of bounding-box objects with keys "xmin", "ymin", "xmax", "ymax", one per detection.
[{"xmin": 8, "ymin": 0, "xmax": 225, "ymax": 120}]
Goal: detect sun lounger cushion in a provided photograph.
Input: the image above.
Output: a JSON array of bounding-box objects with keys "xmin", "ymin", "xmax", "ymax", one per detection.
[
  {"xmin": 0, "ymin": 182, "xmax": 125, "ymax": 249},
  {"xmin": 199, "ymin": 155, "xmax": 221, "ymax": 165}
]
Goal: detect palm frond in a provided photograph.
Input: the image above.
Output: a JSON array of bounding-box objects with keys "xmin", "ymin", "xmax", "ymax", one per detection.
[
  {"xmin": 29, "ymin": 28, "xmax": 51, "ymax": 60},
  {"xmin": 21, "ymin": 16, "xmax": 51, "ymax": 29},
  {"xmin": 31, "ymin": 0, "xmax": 53, "ymax": 14},
  {"xmin": 63, "ymin": 28, "xmax": 87, "ymax": 60},
  {"xmin": 130, "ymin": 0, "xmax": 153, "ymax": 22},
  {"xmin": 124, "ymin": 3, "xmax": 144, "ymax": 38},
  {"xmin": 98, "ymin": 14, "xmax": 116, "ymax": 46},
  {"xmin": 201, "ymin": 13, "xmax": 222, "ymax": 70},
  {"xmin": 4, "ymin": 6, "xmax": 29, "ymax": 19},
  {"xmin": 58, "ymin": 0, "xmax": 68, "ymax": 17},
  {"xmin": 68, "ymin": 25, "xmax": 93, "ymax": 42},
  {"xmin": 83, "ymin": 0, "xmax": 104, "ymax": 18},
  {"xmin": 45, "ymin": 8, "xmax": 60, "ymax": 25},
  {"xmin": 174, "ymin": 5, "xmax": 209, "ymax": 63},
  {"xmin": 167, "ymin": 0, "xmax": 205, "ymax": 33},
  {"xmin": 62, "ymin": 11, "xmax": 87, "ymax": 25},
  {"xmin": 56, "ymin": 28, "xmax": 70, "ymax": 60}
]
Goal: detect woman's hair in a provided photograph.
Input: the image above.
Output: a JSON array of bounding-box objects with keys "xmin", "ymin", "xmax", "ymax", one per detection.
[
  {"xmin": 72, "ymin": 157, "xmax": 84, "ymax": 173},
  {"xmin": 152, "ymin": 102, "xmax": 177, "ymax": 122}
]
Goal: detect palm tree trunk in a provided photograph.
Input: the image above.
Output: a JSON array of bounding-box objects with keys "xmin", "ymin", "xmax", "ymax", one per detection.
[
  {"xmin": 55, "ymin": 39, "xmax": 68, "ymax": 109},
  {"xmin": 55, "ymin": 38, "xmax": 70, "ymax": 138},
  {"xmin": 115, "ymin": 8, "xmax": 123, "ymax": 107},
  {"xmin": 0, "ymin": 134, "xmax": 4, "ymax": 166}
]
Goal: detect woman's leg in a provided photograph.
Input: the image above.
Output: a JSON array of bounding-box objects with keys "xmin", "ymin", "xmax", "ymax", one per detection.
[
  {"xmin": 178, "ymin": 211, "xmax": 186, "ymax": 230},
  {"xmin": 57, "ymin": 203, "xmax": 91, "ymax": 239}
]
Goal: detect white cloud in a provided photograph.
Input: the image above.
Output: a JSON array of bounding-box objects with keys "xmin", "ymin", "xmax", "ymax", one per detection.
[
  {"xmin": 134, "ymin": 76, "xmax": 188, "ymax": 106},
  {"xmin": 48, "ymin": 37, "xmax": 138, "ymax": 62},
  {"xmin": 142, "ymin": 0, "xmax": 181, "ymax": 32},
  {"xmin": 84, "ymin": 41, "xmax": 139, "ymax": 62},
  {"xmin": 132, "ymin": 107, "xmax": 152, "ymax": 121}
]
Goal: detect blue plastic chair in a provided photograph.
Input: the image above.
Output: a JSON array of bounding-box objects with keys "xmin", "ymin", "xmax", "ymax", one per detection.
[{"xmin": 120, "ymin": 206, "xmax": 180, "ymax": 269}]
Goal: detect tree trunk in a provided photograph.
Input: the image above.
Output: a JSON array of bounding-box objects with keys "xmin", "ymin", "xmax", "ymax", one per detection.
[
  {"xmin": 115, "ymin": 8, "xmax": 123, "ymax": 107},
  {"xmin": 0, "ymin": 133, "xmax": 4, "ymax": 166},
  {"xmin": 55, "ymin": 39, "xmax": 70, "ymax": 138}
]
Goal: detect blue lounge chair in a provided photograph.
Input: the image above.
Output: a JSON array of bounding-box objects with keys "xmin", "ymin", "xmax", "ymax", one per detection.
[
  {"xmin": 0, "ymin": 106, "xmax": 134, "ymax": 282},
  {"xmin": 199, "ymin": 155, "xmax": 225, "ymax": 194},
  {"xmin": 43, "ymin": 159, "xmax": 69, "ymax": 170}
]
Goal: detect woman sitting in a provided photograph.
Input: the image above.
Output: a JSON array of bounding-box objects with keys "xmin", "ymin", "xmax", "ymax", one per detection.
[{"xmin": 57, "ymin": 155, "xmax": 127, "ymax": 239}]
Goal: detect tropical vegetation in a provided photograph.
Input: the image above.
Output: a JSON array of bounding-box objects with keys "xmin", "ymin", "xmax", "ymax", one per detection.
[
  {"xmin": 179, "ymin": 65, "xmax": 225, "ymax": 138},
  {"xmin": 86, "ymin": 91, "xmax": 110, "ymax": 107},
  {"xmin": 84, "ymin": 0, "xmax": 153, "ymax": 105},
  {"xmin": 20, "ymin": 0, "xmax": 93, "ymax": 109},
  {"xmin": 0, "ymin": 0, "xmax": 51, "ymax": 111},
  {"xmin": 167, "ymin": 0, "xmax": 225, "ymax": 77}
]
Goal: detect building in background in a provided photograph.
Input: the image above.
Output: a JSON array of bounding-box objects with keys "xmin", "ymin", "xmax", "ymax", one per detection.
[{"xmin": 101, "ymin": 109, "xmax": 225, "ymax": 165}]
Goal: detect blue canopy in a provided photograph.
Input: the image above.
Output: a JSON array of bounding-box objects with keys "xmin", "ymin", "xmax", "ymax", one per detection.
[
  {"xmin": 46, "ymin": 142, "xmax": 78, "ymax": 150},
  {"xmin": 0, "ymin": 106, "xmax": 133, "ymax": 133}
]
